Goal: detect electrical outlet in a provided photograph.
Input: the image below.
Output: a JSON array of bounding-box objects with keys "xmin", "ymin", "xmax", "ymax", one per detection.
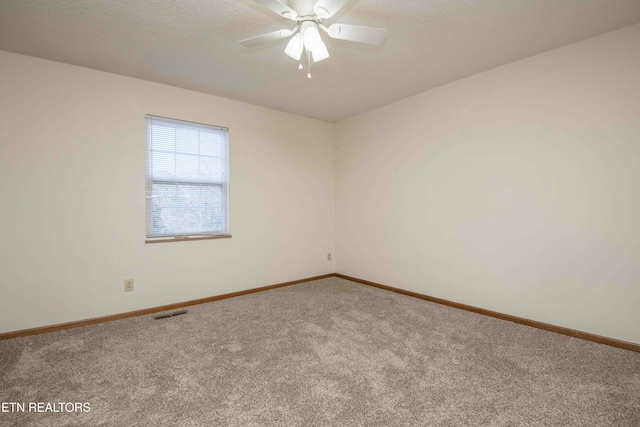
[
  {"xmin": 328, "ymin": 253, "xmax": 332, "ymax": 261},
  {"xmin": 124, "ymin": 278, "xmax": 134, "ymax": 292}
]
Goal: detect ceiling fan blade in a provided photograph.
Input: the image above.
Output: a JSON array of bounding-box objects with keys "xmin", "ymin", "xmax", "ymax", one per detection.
[
  {"xmin": 254, "ymin": 0, "xmax": 298, "ymax": 20},
  {"xmin": 326, "ymin": 23, "xmax": 387, "ymax": 45},
  {"xmin": 239, "ymin": 29, "xmax": 294, "ymax": 48},
  {"xmin": 313, "ymin": 0, "xmax": 349, "ymax": 19}
]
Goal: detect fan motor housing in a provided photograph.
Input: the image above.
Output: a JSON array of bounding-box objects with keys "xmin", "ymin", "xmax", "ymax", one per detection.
[{"xmin": 289, "ymin": 0, "xmax": 315, "ymax": 16}]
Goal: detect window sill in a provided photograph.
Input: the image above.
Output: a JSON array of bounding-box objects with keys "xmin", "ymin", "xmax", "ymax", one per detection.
[{"xmin": 145, "ymin": 235, "xmax": 232, "ymax": 244}]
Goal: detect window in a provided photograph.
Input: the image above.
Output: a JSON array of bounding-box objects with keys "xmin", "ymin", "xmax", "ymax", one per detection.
[{"xmin": 145, "ymin": 115, "xmax": 229, "ymax": 241}]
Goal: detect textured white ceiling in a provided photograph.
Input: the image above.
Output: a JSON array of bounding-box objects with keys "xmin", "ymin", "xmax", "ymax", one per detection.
[{"xmin": 1, "ymin": 0, "xmax": 640, "ymax": 122}]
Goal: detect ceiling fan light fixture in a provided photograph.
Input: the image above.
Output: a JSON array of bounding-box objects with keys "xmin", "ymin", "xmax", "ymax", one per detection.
[
  {"xmin": 284, "ymin": 33, "xmax": 303, "ymax": 60},
  {"xmin": 240, "ymin": 0, "xmax": 388, "ymax": 78},
  {"xmin": 312, "ymin": 39, "xmax": 329, "ymax": 62},
  {"xmin": 303, "ymin": 25, "xmax": 323, "ymax": 53}
]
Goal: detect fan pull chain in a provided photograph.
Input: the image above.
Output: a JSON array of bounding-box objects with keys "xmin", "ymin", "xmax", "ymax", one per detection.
[
  {"xmin": 298, "ymin": 34, "xmax": 304, "ymax": 70},
  {"xmin": 307, "ymin": 49, "xmax": 312, "ymax": 78}
]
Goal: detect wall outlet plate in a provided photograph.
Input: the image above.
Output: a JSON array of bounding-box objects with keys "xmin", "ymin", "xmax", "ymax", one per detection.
[{"xmin": 124, "ymin": 278, "xmax": 134, "ymax": 292}]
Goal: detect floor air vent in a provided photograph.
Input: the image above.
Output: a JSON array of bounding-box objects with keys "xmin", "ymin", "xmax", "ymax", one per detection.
[{"xmin": 153, "ymin": 310, "xmax": 187, "ymax": 320}]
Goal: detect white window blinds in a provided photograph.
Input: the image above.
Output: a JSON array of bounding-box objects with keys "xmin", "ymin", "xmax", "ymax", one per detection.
[{"xmin": 145, "ymin": 115, "xmax": 229, "ymax": 238}]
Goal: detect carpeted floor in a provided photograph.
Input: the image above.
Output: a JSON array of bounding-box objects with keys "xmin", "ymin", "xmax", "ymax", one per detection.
[{"xmin": 1, "ymin": 277, "xmax": 639, "ymax": 426}]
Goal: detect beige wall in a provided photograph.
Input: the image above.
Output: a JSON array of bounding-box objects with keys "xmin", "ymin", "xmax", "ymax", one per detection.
[
  {"xmin": 335, "ymin": 24, "xmax": 640, "ymax": 344},
  {"xmin": 0, "ymin": 51, "xmax": 335, "ymax": 333}
]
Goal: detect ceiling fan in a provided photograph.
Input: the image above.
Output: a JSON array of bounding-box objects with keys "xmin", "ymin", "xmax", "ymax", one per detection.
[{"xmin": 239, "ymin": 0, "xmax": 387, "ymax": 78}]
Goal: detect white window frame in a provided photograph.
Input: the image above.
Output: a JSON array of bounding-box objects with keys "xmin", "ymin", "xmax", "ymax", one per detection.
[{"xmin": 145, "ymin": 115, "xmax": 230, "ymax": 243}]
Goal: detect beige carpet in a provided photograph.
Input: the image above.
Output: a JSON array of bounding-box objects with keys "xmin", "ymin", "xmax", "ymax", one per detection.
[{"xmin": 1, "ymin": 277, "xmax": 639, "ymax": 426}]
